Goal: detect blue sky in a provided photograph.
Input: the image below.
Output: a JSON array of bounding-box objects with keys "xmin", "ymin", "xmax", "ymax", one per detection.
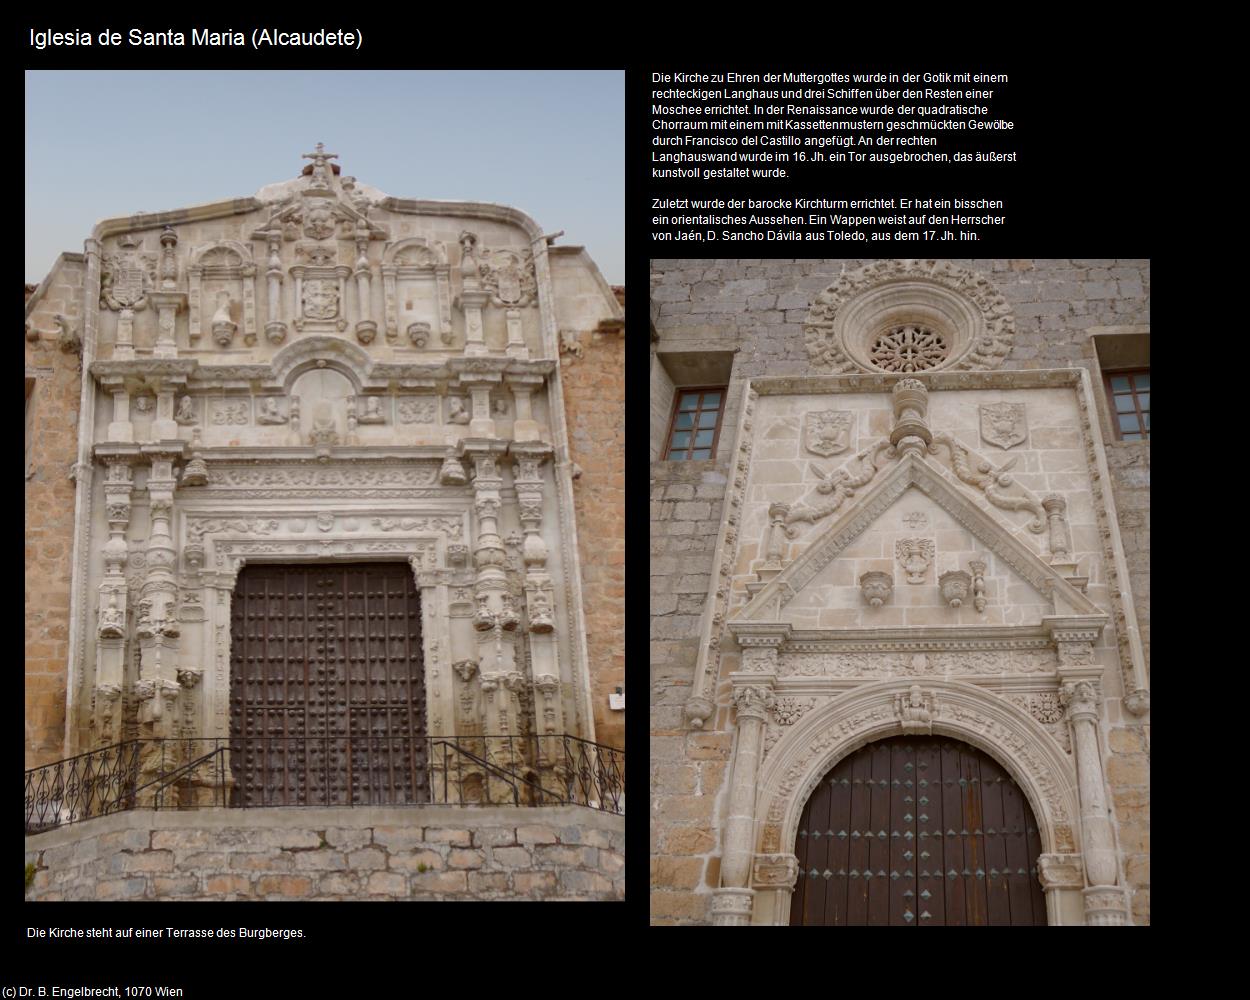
[{"xmin": 25, "ymin": 70, "xmax": 624, "ymax": 285}]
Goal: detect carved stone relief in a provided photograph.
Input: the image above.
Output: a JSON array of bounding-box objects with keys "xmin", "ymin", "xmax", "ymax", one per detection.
[
  {"xmin": 803, "ymin": 259, "xmax": 1017, "ymax": 372},
  {"xmin": 979, "ymin": 402, "xmax": 1028, "ymax": 450},
  {"xmin": 895, "ymin": 538, "xmax": 934, "ymax": 583},
  {"xmin": 397, "ymin": 398, "xmax": 438, "ymax": 424},
  {"xmin": 803, "ymin": 410, "xmax": 853, "ymax": 457}
]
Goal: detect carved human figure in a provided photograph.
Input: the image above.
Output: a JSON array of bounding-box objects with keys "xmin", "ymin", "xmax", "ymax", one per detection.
[
  {"xmin": 308, "ymin": 401, "xmax": 338, "ymax": 444},
  {"xmin": 98, "ymin": 593, "xmax": 125, "ymax": 638},
  {"xmin": 448, "ymin": 397, "xmax": 470, "ymax": 424},
  {"xmin": 174, "ymin": 396, "xmax": 197, "ymax": 425},
  {"xmin": 357, "ymin": 397, "xmax": 385, "ymax": 424},
  {"xmin": 256, "ymin": 397, "xmax": 288, "ymax": 425}
]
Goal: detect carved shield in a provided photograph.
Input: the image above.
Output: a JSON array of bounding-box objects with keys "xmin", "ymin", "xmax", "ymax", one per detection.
[
  {"xmin": 979, "ymin": 402, "xmax": 1027, "ymax": 449},
  {"xmin": 803, "ymin": 410, "xmax": 853, "ymax": 456},
  {"xmin": 304, "ymin": 200, "xmax": 336, "ymax": 241},
  {"xmin": 304, "ymin": 280, "xmax": 339, "ymax": 320},
  {"xmin": 495, "ymin": 266, "xmax": 522, "ymax": 304}
]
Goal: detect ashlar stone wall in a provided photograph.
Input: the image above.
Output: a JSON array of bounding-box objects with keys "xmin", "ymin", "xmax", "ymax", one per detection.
[
  {"xmin": 25, "ymin": 806, "xmax": 623, "ymax": 901},
  {"xmin": 25, "ymin": 259, "xmax": 88, "ymax": 768},
  {"xmin": 560, "ymin": 280, "xmax": 626, "ymax": 749}
]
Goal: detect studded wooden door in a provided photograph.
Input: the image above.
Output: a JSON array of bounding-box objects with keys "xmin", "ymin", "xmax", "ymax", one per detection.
[
  {"xmin": 230, "ymin": 563, "xmax": 428, "ymax": 807},
  {"xmin": 789, "ymin": 737, "xmax": 1046, "ymax": 926}
]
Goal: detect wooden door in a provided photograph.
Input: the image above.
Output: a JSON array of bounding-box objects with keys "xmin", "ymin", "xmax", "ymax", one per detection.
[
  {"xmin": 229, "ymin": 563, "xmax": 428, "ymax": 806},
  {"xmin": 789, "ymin": 737, "xmax": 1046, "ymax": 926}
]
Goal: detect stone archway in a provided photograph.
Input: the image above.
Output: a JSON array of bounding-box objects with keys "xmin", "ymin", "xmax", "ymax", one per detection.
[{"xmin": 743, "ymin": 680, "xmax": 1086, "ymax": 926}]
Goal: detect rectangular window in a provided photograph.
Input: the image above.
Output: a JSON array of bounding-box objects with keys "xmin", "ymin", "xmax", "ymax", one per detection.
[
  {"xmin": 664, "ymin": 387, "xmax": 726, "ymax": 460},
  {"xmin": 1103, "ymin": 369, "xmax": 1149, "ymax": 441}
]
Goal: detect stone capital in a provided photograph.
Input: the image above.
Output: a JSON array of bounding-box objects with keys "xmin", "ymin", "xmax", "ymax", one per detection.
[
  {"xmin": 709, "ymin": 887, "xmax": 754, "ymax": 926},
  {"xmin": 1036, "ymin": 853, "xmax": 1085, "ymax": 891},
  {"xmin": 731, "ymin": 682, "xmax": 775, "ymax": 723},
  {"xmin": 752, "ymin": 853, "xmax": 800, "ymax": 889},
  {"xmin": 1082, "ymin": 886, "xmax": 1130, "ymax": 926}
]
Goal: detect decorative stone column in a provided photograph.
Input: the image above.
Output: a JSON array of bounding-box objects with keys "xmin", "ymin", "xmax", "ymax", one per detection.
[
  {"xmin": 353, "ymin": 229, "xmax": 377, "ymax": 344},
  {"xmin": 457, "ymin": 231, "xmax": 489, "ymax": 356},
  {"xmin": 1042, "ymin": 493, "xmax": 1077, "ymax": 572},
  {"xmin": 760, "ymin": 502, "xmax": 789, "ymax": 578},
  {"xmin": 751, "ymin": 853, "xmax": 801, "ymax": 925},
  {"xmin": 1061, "ymin": 680, "xmax": 1129, "ymax": 925},
  {"xmin": 136, "ymin": 445, "xmax": 185, "ymax": 739},
  {"xmin": 713, "ymin": 680, "xmax": 775, "ymax": 925},
  {"xmin": 889, "ymin": 377, "xmax": 931, "ymax": 458},
  {"xmin": 148, "ymin": 227, "xmax": 186, "ymax": 359},
  {"xmin": 92, "ymin": 451, "xmax": 138, "ymax": 746},
  {"xmin": 263, "ymin": 235, "xmax": 287, "ymax": 344},
  {"xmin": 1037, "ymin": 853, "xmax": 1086, "ymax": 927},
  {"xmin": 102, "ymin": 378, "xmax": 133, "ymax": 443},
  {"xmin": 506, "ymin": 373, "xmax": 544, "ymax": 443},
  {"xmin": 513, "ymin": 442, "xmax": 561, "ymax": 769},
  {"xmin": 464, "ymin": 441, "xmax": 520, "ymax": 778}
]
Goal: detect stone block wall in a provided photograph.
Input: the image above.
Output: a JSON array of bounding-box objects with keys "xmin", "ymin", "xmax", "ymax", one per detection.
[
  {"xmin": 25, "ymin": 806, "xmax": 624, "ymax": 901},
  {"xmin": 649, "ymin": 259, "xmax": 1149, "ymax": 925},
  {"xmin": 561, "ymin": 306, "xmax": 626, "ymax": 751},
  {"xmin": 25, "ymin": 259, "xmax": 86, "ymax": 768}
]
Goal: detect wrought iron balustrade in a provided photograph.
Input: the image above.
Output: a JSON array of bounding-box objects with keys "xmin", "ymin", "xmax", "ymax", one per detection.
[{"xmin": 25, "ymin": 734, "xmax": 623, "ymax": 834}]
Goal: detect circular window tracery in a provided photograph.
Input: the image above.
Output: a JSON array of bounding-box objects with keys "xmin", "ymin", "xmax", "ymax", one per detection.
[
  {"xmin": 803, "ymin": 260, "xmax": 1016, "ymax": 373},
  {"xmin": 869, "ymin": 324, "xmax": 950, "ymax": 372}
]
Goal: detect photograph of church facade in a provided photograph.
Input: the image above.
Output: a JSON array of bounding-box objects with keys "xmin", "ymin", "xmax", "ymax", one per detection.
[
  {"xmin": 650, "ymin": 258, "xmax": 1148, "ymax": 925},
  {"xmin": 24, "ymin": 146, "xmax": 624, "ymax": 901}
]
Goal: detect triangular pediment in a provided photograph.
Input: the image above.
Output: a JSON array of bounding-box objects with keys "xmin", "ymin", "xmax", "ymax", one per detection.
[{"xmin": 735, "ymin": 453, "xmax": 1100, "ymax": 624}]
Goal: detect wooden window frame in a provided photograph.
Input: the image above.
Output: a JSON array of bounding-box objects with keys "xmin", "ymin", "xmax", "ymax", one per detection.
[
  {"xmin": 663, "ymin": 385, "xmax": 727, "ymax": 461},
  {"xmin": 1102, "ymin": 367, "xmax": 1149, "ymax": 441}
]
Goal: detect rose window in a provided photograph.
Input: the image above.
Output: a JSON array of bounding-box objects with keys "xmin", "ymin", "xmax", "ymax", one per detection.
[{"xmin": 869, "ymin": 325, "xmax": 949, "ymax": 372}]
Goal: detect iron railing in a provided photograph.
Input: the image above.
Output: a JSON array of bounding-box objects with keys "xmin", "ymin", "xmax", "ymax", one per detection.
[{"xmin": 25, "ymin": 734, "xmax": 623, "ymax": 834}]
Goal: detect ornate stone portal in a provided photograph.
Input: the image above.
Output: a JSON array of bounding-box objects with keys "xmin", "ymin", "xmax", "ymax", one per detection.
[
  {"xmin": 690, "ymin": 370, "xmax": 1146, "ymax": 927},
  {"xmin": 67, "ymin": 148, "xmax": 607, "ymax": 804}
]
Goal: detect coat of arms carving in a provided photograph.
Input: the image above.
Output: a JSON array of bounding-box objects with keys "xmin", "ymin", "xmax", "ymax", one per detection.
[
  {"xmin": 979, "ymin": 402, "xmax": 1027, "ymax": 449},
  {"xmin": 803, "ymin": 410, "xmax": 853, "ymax": 457},
  {"xmin": 479, "ymin": 247, "xmax": 537, "ymax": 307},
  {"xmin": 303, "ymin": 199, "xmax": 337, "ymax": 241},
  {"xmin": 303, "ymin": 279, "xmax": 339, "ymax": 320},
  {"xmin": 100, "ymin": 234, "xmax": 156, "ymax": 311}
]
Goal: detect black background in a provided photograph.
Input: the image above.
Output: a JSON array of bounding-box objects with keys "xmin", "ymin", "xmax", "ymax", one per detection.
[{"xmin": 20, "ymin": 21, "xmax": 1176, "ymax": 985}]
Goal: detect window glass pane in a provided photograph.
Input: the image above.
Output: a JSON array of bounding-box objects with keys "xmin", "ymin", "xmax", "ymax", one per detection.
[
  {"xmin": 679, "ymin": 393, "xmax": 699, "ymax": 411},
  {"xmin": 1138, "ymin": 392, "xmax": 1148, "ymax": 411},
  {"xmin": 671, "ymin": 431, "xmax": 691, "ymax": 450},
  {"xmin": 1110, "ymin": 376, "xmax": 1130, "ymax": 392},
  {"xmin": 1142, "ymin": 413, "xmax": 1149, "ymax": 431},
  {"xmin": 668, "ymin": 450, "xmax": 689, "ymax": 461},
  {"xmin": 675, "ymin": 412, "xmax": 694, "ymax": 430},
  {"xmin": 701, "ymin": 392, "xmax": 722, "ymax": 408},
  {"xmin": 1114, "ymin": 394, "xmax": 1135, "ymax": 413},
  {"xmin": 695, "ymin": 429, "xmax": 714, "ymax": 447},
  {"xmin": 692, "ymin": 449, "xmax": 711, "ymax": 460},
  {"xmin": 1122, "ymin": 432, "xmax": 1142, "ymax": 441},
  {"xmin": 1118, "ymin": 414, "xmax": 1139, "ymax": 433},
  {"xmin": 1134, "ymin": 373, "xmax": 1148, "ymax": 390},
  {"xmin": 697, "ymin": 410, "xmax": 718, "ymax": 428}
]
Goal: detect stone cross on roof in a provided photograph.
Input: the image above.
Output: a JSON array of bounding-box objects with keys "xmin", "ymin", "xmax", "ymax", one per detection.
[{"xmin": 301, "ymin": 143, "xmax": 339, "ymax": 184}]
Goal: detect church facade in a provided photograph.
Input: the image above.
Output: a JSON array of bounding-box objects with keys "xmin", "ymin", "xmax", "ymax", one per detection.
[
  {"xmin": 24, "ymin": 148, "xmax": 624, "ymax": 900},
  {"xmin": 650, "ymin": 259, "xmax": 1148, "ymax": 925}
]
